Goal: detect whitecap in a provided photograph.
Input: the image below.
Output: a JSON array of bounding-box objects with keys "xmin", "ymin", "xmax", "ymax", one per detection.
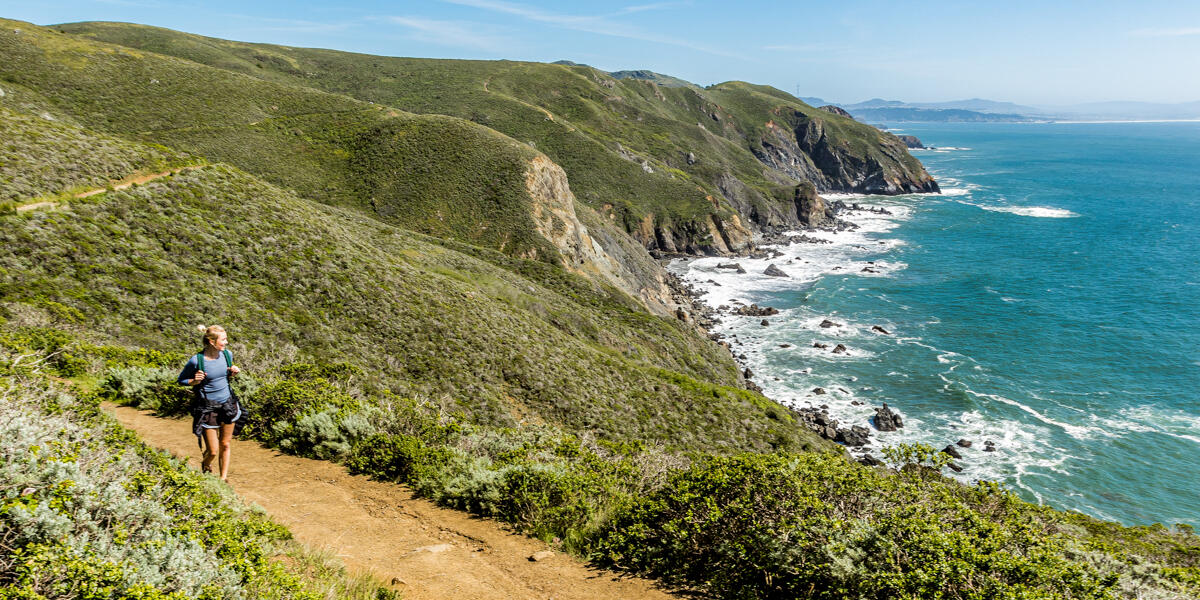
[
  {"xmin": 937, "ymin": 187, "xmax": 972, "ymax": 197},
  {"xmin": 972, "ymin": 204, "xmax": 1079, "ymax": 218},
  {"xmin": 969, "ymin": 390, "xmax": 1101, "ymax": 439}
]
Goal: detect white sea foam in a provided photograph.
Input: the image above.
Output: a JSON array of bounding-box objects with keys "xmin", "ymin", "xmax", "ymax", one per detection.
[
  {"xmin": 937, "ymin": 187, "xmax": 972, "ymax": 197},
  {"xmin": 672, "ymin": 192, "xmax": 1099, "ymax": 501},
  {"xmin": 968, "ymin": 390, "xmax": 1102, "ymax": 440},
  {"xmin": 1099, "ymin": 406, "xmax": 1200, "ymax": 446},
  {"xmin": 966, "ymin": 202, "xmax": 1079, "ymax": 218}
]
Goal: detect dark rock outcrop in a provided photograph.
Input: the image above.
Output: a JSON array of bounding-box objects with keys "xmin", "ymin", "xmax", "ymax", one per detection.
[
  {"xmin": 832, "ymin": 344, "xmax": 847, "ymax": 354},
  {"xmin": 941, "ymin": 445, "xmax": 963, "ymax": 459},
  {"xmin": 874, "ymin": 403, "xmax": 903, "ymax": 431},
  {"xmin": 871, "ymin": 325, "xmax": 890, "ymax": 335},
  {"xmin": 763, "ymin": 264, "xmax": 788, "ymax": 277},
  {"xmin": 896, "ymin": 134, "xmax": 925, "ymax": 149},
  {"xmin": 818, "ymin": 105, "xmax": 853, "ymax": 118},
  {"xmin": 836, "ymin": 426, "xmax": 870, "ymax": 447},
  {"xmin": 956, "ymin": 439, "xmax": 973, "ymax": 448},
  {"xmin": 820, "ymin": 319, "xmax": 841, "ymax": 328},
  {"xmin": 734, "ymin": 304, "xmax": 778, "ymax": 316},
  {"xmin": 858, "ymin": 454, "xmax": 883, "ymax": 467}
]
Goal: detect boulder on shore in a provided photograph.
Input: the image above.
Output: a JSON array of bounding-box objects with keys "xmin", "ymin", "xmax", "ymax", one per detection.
[
  {"xmin": 764, "ymin": 264, "xmax": 789, "ymax": 277},
  {"xmin": 836, "ymin": 426, "xmax": 871, "ymax": 447},
  {"xmin": 734, "ymin": 304, "xmax": 779, "ymax": 316},
  {"xmin": 858, "ymin": 454, "xmax": 883, "ymax": 467},
  {"xmin": 874, "ymin": 403, "xmax": 903, "ymax": 431}
]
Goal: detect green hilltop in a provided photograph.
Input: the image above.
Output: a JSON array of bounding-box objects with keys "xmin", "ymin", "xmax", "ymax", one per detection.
[
  {"xmin": 2, "ymin": 18, "xmax": 1198, "ymax": 600},
  {"xmin": 0, "ymin": 18, "xmax": 674, "ymax": 308},
  {"xmin": 55, "ymin": 20, "xmax": 937, "ymax": 255}
]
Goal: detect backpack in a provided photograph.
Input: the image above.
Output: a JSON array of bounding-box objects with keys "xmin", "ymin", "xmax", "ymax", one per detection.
[
  {"xmin": 192, "ymin": 349, "xmax": 236, "ymax": 406},
  {"xmin": 195, "ymin": 349, "xmax": 233, "ymax": 375},
  {"xmin": 191, "ymin": 349, "xmax": 249, "ymax": 435}
]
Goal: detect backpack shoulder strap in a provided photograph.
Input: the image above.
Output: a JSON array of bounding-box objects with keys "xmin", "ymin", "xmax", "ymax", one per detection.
[
  {"xmin": 222, "ymin": 349, "xmax": 233, "ymax": 368},
  {"xmin": 195, "ymin": 351, "xmax": 207, "ymax": 373}
]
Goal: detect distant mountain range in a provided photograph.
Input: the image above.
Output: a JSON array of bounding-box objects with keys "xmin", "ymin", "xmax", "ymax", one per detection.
[{"xmin": 801, "ymin": 97, "xmax": 1200, "ymax": 123}]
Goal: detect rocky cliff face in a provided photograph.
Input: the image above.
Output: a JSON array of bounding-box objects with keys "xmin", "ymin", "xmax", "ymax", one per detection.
[
  {"xmin": 525, "ymin": 155, "xmax": 677, "ymax": 314},
  {"xmin": 792, "ymin": 113, "xmax": 939, "ymax": 195}
]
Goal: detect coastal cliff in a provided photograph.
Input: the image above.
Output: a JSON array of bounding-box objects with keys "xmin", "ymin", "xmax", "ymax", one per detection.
[
  {"xmin": 525, "ymin": 155, "xmax": 676, "ymax": 312},
  {"xmin": 54, "ymin": 21, "xmax": 940, "ymax": 259}
]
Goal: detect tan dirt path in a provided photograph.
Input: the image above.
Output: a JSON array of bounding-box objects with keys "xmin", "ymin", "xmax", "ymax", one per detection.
[
  {"xmin": 105, "ymin": 404, "xmax": 678, "ymax": 600},
  {"xmin": 16, "ymin": 166, "xmax": 202, "ymax": 212}
]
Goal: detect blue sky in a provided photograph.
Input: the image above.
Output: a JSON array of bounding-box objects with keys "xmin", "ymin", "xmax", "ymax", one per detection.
[{"xmin": 4, "ymin": 1, "xmax": 1199, "ymax": 105}]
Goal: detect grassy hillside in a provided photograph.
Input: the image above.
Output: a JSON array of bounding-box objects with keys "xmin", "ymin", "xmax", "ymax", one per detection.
[
  {"xmin": 54, "ymin": 21, "xmax": 937, "ymax": 253},
  {"xmin": 0, "ymin": 19, "xmax": 612, "ymax": 270},
  {"xmin": 0, "ymin": 155, "xmax": 817, "ymax": 452},
  {"xmin": 2, "ymin": 17, "xmax": 1198, "ymax": 600},
  {"xmin": 0, "ymin": 105, "xmax": 195, "ymax": 204}
]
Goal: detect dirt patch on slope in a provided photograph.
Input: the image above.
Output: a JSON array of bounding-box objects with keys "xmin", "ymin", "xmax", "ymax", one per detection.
[{"xmin": 105, "ymin": 404, "xmax": 678, "ymax": 600}]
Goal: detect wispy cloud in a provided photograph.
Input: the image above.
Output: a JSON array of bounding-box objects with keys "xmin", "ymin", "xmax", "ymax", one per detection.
[
  {"xmin": 441, "ymin": 0, "xmax": 749, "ymax": 60},
  {"xmin": 381, "ymin": 15, "xmax": 513, "ymax": 53},
  {"xmin": 1129, "ymin": 26, "xmax": 1200, "ymax": 37},
  {"xmin": 613, "ymin": 2, "xmax": 689, "ymax": 16},
  {"xmin": 762, "ymin": 43, "xmax": 825, "ymax": 53},
  {"xmin": 220, "ymin": 15, "xmax": 354, "ymax": 35}
]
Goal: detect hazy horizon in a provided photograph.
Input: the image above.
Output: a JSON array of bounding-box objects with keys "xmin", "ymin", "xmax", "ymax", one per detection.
[{"xmin": 5, "ymin": 1, "xmax": 1200, "ymax": 106}]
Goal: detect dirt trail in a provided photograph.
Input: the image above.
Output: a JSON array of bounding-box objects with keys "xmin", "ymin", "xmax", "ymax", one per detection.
[
  {"xmin": 17, "ymin": 166, "xmax": 202, "ymax": 212},
  {"xmin": 105, "ymin": 404, "xmax": 678, "ymax": 600}
]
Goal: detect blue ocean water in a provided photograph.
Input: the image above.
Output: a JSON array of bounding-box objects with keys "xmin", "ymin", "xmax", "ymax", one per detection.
[{"xmin": 675, "ymin": 122, "xmax": 1200, "ymax": 526}]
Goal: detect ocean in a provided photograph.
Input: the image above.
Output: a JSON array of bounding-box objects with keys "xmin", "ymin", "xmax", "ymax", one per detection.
[{"xmin": 672, "ymin": 121, "xmax": 1200, "ymax": 527}]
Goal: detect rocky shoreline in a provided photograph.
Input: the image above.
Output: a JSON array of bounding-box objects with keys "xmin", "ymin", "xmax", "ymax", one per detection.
[{"xmin": 664, "ymin": 200, "xmax": 995, "ymax": 471}]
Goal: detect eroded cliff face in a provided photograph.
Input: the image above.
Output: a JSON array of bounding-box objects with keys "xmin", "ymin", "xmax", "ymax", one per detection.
[
  {"xmin": 752, "ymin": 113, "xmax": 939, "ymax": 196},
  {"xmin": 525, "ymin": 155, "xmax": 677, "ymax": 315}
]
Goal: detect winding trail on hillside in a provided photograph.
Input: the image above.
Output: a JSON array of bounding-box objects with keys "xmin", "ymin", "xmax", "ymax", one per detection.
[
  {"xmin": 104, "ymin": 404, "xmax": 679, "ymax": 600},
  {"xmin": 16, "ymin": 166, "xmax": 203, "ymax": 212}
]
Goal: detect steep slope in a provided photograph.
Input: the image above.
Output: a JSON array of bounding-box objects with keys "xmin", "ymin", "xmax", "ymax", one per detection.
[
  {"xmin": 0, "ymin": 105, "xmax": 195, "ymax": 203},
  {"xmin": 0, "ymin": 140, "xmax": 819, "ymax": 451},
  {"xmin": 0, "ymin": 19, "xmax": 672, "ymax": 309},
  {"xmin": 54, "ymin": 21, "xmax": 938, "ymax": 255}
]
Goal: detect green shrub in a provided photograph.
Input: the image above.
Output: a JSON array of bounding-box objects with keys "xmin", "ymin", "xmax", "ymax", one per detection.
[
  {"xmin": 594, "ymin": 452, "xmax": 1123, "ymax": 599},
  {"xmin": 345, "ymin": 433, "xmax": 451, "ymax": 484}
]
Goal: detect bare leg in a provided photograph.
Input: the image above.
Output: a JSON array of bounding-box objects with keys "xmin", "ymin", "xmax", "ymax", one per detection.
[
  {"xmin": 201, "ymin": 428, "xmax": 219, "ymax": 473},
  {"xmin": 218, "ymin": 423, "xmax": 235, "ymax": 481}
]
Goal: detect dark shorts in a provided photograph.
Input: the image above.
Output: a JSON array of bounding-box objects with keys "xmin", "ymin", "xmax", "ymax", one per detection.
[{"xmin": 191, "ymin": 395, "xmax": 242, "ymax": 444}]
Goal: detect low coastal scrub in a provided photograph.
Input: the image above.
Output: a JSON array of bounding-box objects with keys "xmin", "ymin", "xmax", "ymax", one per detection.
[
  {"xmin": 0, "ymin": 344, "xmax": 396, "ymax": 600},
  {"xmin": 92, "ymin": 346, "xmax": 1200, "ymax": 600},
  {"xmin": 0, "ymin": 165, "xmax": 818, "ymax": 453},
  {"xmin": 0, "ymin": 106, "xmax": 197, "ymax": 203}
]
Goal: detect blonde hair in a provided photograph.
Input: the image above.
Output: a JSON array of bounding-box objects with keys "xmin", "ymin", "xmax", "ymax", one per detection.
[{"xmin": 197, "ymin": 324, "xmax": 226, "ymax": 348}]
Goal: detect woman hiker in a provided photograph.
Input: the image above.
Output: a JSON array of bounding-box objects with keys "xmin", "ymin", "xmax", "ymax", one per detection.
[{"xmin": 178, "ymin": 325, "xmax": 242, "ymax": 481}]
